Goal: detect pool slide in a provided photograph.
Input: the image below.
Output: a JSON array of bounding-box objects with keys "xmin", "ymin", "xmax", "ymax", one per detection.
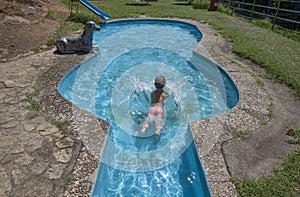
[{"xmin": 78, "ymin": 0, "xmax": 111, "ymax": 20}]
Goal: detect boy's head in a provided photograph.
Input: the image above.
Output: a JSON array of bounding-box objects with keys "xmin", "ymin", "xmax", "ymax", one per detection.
[{"xmin": 154, "ymin": 75, "xmax": 166, "ymax": 89}]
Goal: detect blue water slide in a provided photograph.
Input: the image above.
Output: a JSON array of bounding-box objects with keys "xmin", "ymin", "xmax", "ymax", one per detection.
[{"xmin": 78, "ymin": 0, "xmax": 111, "ymax": 20}]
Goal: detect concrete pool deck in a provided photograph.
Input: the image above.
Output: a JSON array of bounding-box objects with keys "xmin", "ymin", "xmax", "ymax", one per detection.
[{"xmin": 0, "ymin": 19, "xmax": 299, "ymax": 196}]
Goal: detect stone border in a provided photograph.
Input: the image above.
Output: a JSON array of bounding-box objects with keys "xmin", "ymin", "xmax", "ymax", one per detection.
[{"xmin": 0, "ymin": 51, "xmax": 85, "ymax": 196}]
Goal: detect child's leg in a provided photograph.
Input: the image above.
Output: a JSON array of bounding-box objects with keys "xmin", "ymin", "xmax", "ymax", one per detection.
[
  {"xmin": 141, "ymin": 115, "xmax": 151, "ymax": 133},
  {"xmin": 141, "ymin": 122, "xmax": 149, "ymax": 133},
  {"xmin": 154, "ymin": 116, "xmax": 164, "ymax": 135}
]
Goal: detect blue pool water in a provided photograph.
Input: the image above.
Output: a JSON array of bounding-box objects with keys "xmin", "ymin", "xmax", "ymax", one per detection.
[{"xmin": 58, "ymin": 19, "xmax": 239, "ymax": 197}]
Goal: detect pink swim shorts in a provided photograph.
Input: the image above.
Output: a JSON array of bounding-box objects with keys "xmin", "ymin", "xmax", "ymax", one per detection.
[{"xmin": 148, "ymin": 105, "xmax": 164, "ymax": 116}]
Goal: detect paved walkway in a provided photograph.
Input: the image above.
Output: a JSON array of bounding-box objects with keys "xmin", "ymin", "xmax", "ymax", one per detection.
[
  {"xmin": 1, "ymin": 19, "xmax": 298, "ymax": 197},
  {"xmin": 0, "ymin": 51, "xmax": 84, "ymax": 196}
]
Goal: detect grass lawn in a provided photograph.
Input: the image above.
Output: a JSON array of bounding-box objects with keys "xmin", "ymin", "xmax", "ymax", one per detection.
[
  {"xmin": 64, "ymin": 0, "xmax": 300, "ymax": 96},
  {"xmin": 56, "ymin": 0, "xmax": 300, "ymax": 195},
  {"xmin": 233, "ymin": 149, "xmax": 300, "ymax": 197}
]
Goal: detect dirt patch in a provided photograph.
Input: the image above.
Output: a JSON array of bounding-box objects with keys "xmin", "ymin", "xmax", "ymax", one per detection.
[
  {"xmin": 223, "ymin": 77, "xmax": 300, "ymax": 180},
  {"xmin": 0, "ymin": 0, "xmax": 67, "ymax": 62}
]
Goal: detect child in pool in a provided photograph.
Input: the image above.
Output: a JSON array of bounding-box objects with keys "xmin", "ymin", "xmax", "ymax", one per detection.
[{"xmin": 141, "ymin": 75, "xmax": 169, "ymax": 136}]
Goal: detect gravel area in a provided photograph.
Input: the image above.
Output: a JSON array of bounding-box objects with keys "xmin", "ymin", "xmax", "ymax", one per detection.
[{"xmin": 63, "ymin": 146, "xmax": 99, "ymax": 196}]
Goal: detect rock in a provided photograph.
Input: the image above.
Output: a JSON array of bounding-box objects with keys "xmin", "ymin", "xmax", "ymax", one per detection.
[
  {"xmin": 24, "ymin": 111, "xmax": 38, "ymax": 119},
  {"xmin": 21, "ymin": 6, "xmax": 39, "ymax": 16},
  {"xmin": 20, "ymin": 179, "xmax": 52, "ymax": 197},
  {"xmin": 0, "ymin": 115, "xmax": 14, "ymax": 124},
  {"xmin": 17, "ymin": 132, "xmax": 38, "ymax": 142},
  {"xmin": 29, "ymin": 160, "xmax": 48, "ymax": 174},
  {"xmin": 2, "ymin": 120, "xmax": 18, "ymax": 128},
  {"xmin": 45, "ymin": 163, "xmax": 66, "ymax": 179},
  {"xmin": 55, "ymin": 137, "xmax": 74, "ymax": 149},
  {"xmin": 11, "ymin": 168, "xmax": 25, "ymax": 185},
  {"xmin": 3, "ymin": 15, "xmax": 30, "ymax": 25},
  {"xmin": 23, "ymin": 123, "xmax": 36, "ymax": 132},
  {"xmin": 4, "ymin": 80, "xmax": 30, "ymax": 88},
  {"xmin": 40, "ymin": 45, "xmax": 48, "ymax": 50},
  {"xmin": 47, "ymin": 132, "xmax": 64, "ymax": 143},
  {"xmin": 53, "ymin": 148, "xmax": 73, "ymax": 163},
  {"xmin": 37, "ymin": 123, "xmax": 47, "ymax": 131},
  {"xmin": 0, "ymin": 92, "xmax": 6, "ymax": 102},
  {"xmin": 40, "ymin": 127, "xmax": 59, "ymax": 136},
  {"xmin": 12, "ymin": 144, "xmax": 25, "ymax": 154},
  {"xmin": 14, "ymin": 154, "xmax": 34, "ymax": 166},
  {"xmin": 2, "ymin": 127, "xmax": 21, "ymax": 135},
  {"xmin": 0, "ymin": 167, "xmax": 12, "ymax": 196},
  {"xmin": 26, "ymin": 137, "xmax": 43, "ymax": 152}
]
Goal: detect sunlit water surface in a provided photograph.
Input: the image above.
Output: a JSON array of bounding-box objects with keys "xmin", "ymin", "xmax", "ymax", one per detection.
[{"xmin": 58, "ymin": 19, "xmax": 239, "ymax": 197}]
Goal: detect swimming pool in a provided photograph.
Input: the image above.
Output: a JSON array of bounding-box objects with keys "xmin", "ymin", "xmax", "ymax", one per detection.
[{"xmin": 58, "ymin": 19, "xmax": 239, "ymax": 196}]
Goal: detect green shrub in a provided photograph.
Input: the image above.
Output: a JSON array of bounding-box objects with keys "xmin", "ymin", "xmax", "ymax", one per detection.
[
  {"xmin": 47, "ymin": 10, "xmax": 62, "ymax": 21},
  {"xmin": 68, "ymin": 12, "xmax": 99, "ymax": 24},
  {"xmin": 193, "ymin": 0, "xmax": 210, "ymax": 9},
  {"xmin": 217, "ymin": 3, "xmax": 234, "ymax": 15}
]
